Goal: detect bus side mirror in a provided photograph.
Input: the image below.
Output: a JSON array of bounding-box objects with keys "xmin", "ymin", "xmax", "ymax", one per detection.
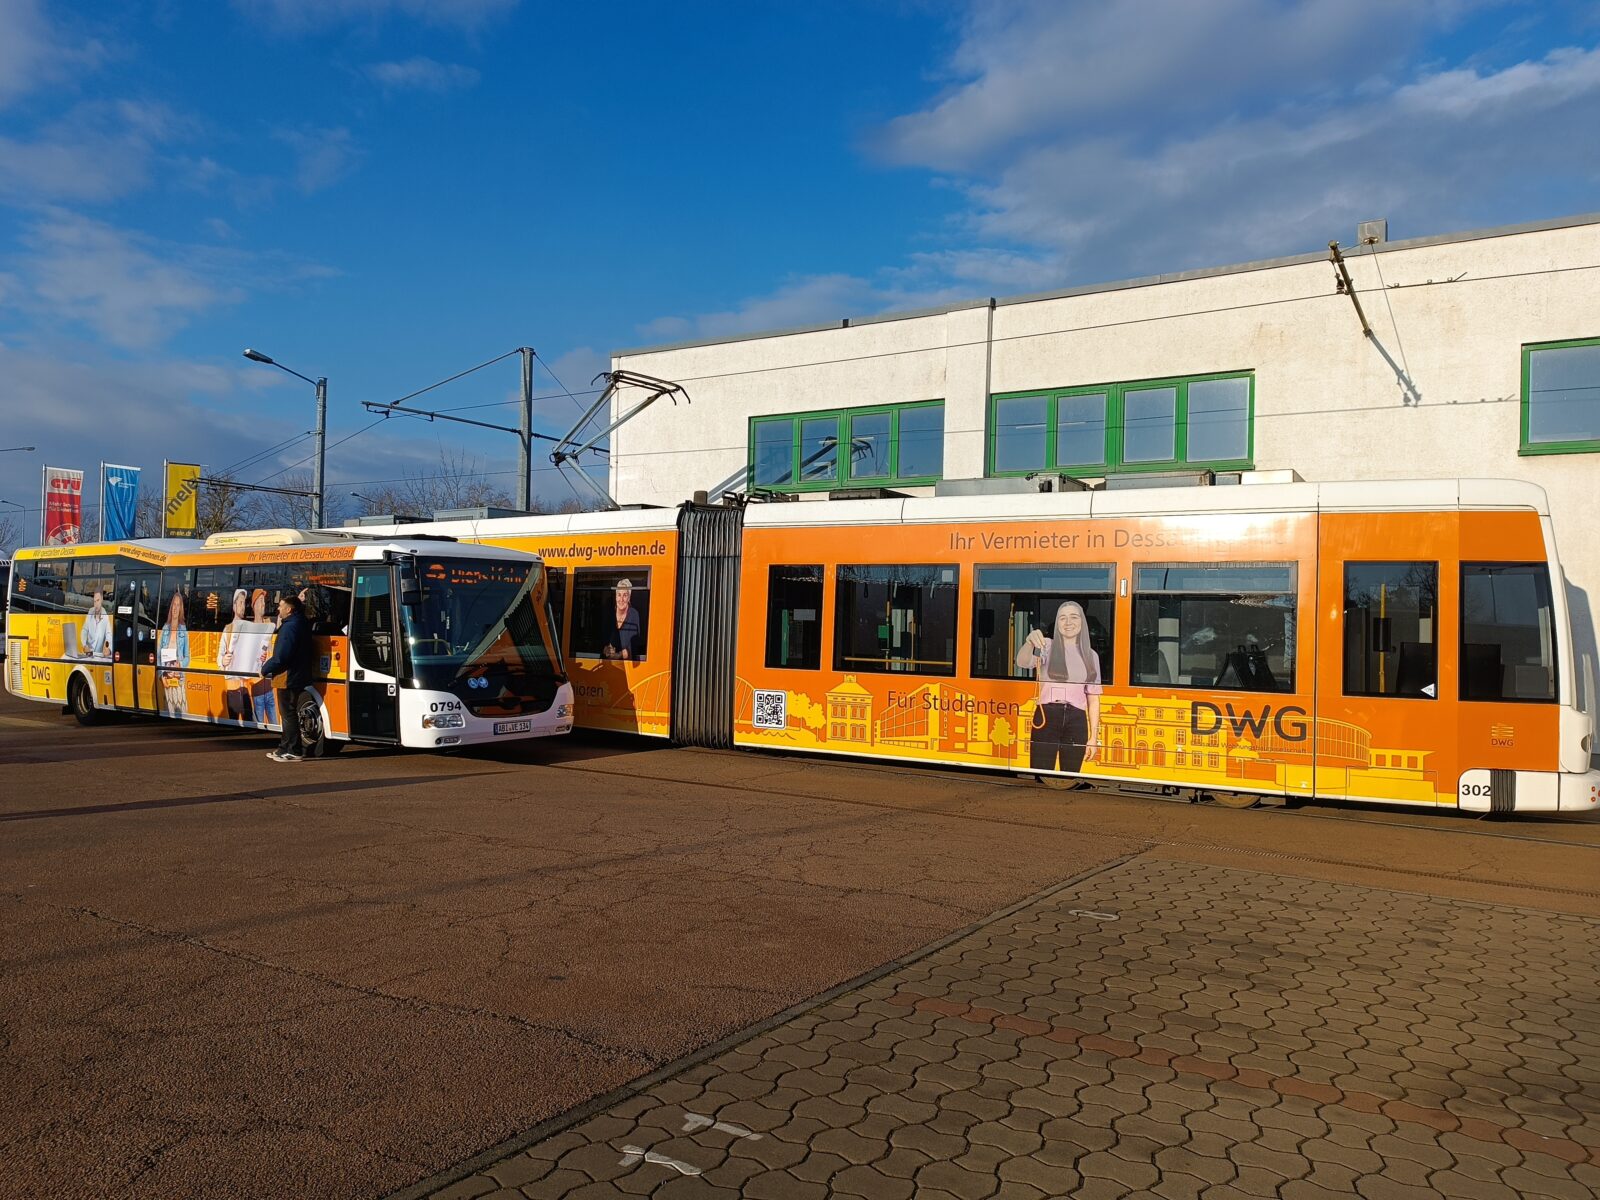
[{"xmin": 398, "ymin": 557, "xmax": 422, "ymax": 607}]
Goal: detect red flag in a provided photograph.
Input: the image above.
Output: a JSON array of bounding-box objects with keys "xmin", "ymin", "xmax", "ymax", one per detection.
[{"xmin": 43, "ymin": 466, "xmax": 84, "ymax": 546}]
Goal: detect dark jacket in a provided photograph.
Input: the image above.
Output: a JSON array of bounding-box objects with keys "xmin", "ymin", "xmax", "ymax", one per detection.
[{"xmin": 262, "ymin": 612, "xmax": 315, "ymax": 688}]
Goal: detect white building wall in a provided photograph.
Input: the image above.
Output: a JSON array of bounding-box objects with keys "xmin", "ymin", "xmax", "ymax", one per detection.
[{"xmin": 610, "ymin": 215, "xmax": 1600, "ymax": 702}]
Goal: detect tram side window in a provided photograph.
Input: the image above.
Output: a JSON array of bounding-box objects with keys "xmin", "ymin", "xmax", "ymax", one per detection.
[
  {"xmin": 1132, "ymin": 563, "xmax": 1297, "ymax": 692},
  {"xmin": 833, "ymin": 564, "xmax": 958, "ymax": 677},
  {"xmin": 766, "ymin": 565, "xmax": 823, "ymax": 670},
  {"xmin": 1343, "ymin": 563, "xmax": 1437, "ymax": 698},
  {"xmin": 571, "ymin": 568, "xmax": 650, "ymax": 661},
  {"xmin": 971, "ymin": 565, "xmax": 1116, "ymax": 682},
  {"xmin": 1460, "ymin": 563, "xmax": 1557, "ymax": 702}
]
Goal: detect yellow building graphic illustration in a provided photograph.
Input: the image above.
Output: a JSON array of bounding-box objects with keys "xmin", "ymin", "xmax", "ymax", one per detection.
[{"xmin": 734, "ymin": 674, "xmax": 1448, "ymax": 805}]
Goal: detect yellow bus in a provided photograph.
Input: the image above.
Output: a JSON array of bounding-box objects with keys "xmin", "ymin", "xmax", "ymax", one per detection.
[{"xmin": 4, "ymin": 529, "xmax": 573, "ymax": 754}]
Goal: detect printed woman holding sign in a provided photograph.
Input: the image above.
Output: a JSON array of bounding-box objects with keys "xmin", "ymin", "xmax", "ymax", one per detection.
[
  {"xmin": 158, "ymin": 590, "xmax": 190, "ymax": 716},
  {"xmin": 1016, "ymin": 600, "xmax": 1102, "ymax": 775}
]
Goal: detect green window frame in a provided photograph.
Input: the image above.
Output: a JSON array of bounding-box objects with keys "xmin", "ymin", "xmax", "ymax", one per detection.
[
  {"xmin": 987, "ymin": 371, "xmax": 1254, "ymax": 478},
  {"xmin": 1520, "ymin": 336, "xmax": 1600, "ymax": 456},
  {"xmin": 748, "ymin": 400, "xmax": 944, "ymax": 493}
]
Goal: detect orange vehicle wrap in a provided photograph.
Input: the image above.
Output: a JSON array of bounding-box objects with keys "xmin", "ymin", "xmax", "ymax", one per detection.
[
  {"xmin": 730, "ymin": 509, "xmax": 1563, "ymax": 805},
  {"xmin": 477, "ymin": 528, "xmax": 678, "ymax": 738}
]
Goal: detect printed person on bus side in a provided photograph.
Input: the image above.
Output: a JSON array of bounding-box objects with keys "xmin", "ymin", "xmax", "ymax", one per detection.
[
  {"xmin": 601, "ymin": 578, "xmax": 645, "ymax": 661},
  {"xmin": 158, "ymin": 590, "xmax": 190, "ymax": 716},
  {"xmin": 260, "ymin": 593, "xmax": 314, "ymax": 762},
  {"xmin": 80, "ymin": 590, "xmax": 112, "ymax": 658},
  {"xmin": 1017, "ymin": 600, "xmax": 1102, "ymax": 776},
  {"xmin": 248, "ymin": 588, "xmax": 277, "ymax": 725}
]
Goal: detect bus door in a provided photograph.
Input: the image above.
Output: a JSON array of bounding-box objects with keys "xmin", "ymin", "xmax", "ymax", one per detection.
[
  {"xmin": 348, "ymin": 566, "xmax": 400, "ymax": 742},
  {"xmin": 114, "ymin": 569, "xmax": 160, "ymax": 711}
]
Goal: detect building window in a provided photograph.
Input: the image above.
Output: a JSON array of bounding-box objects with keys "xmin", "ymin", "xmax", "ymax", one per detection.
[
  {"xmin": 1343, "ymin": 563, "xmax": 1438, "ymax": 699},
  {"xmin": 1132, "ymin": 562, "xmax": 1296, "ymax": 692},
  {"xmin": 750, "ymin": 401, "xmax": 944, "ymax": 492},
  {"xmin": 1521, "ymin": 337, "xmax": 1600, "ymax": 455},
  {"xmin": 971, "ymin": 564, "xmax": 1116, "ymax": 683},
  {"xmin": 1460, "ymin": 563, "xmax": 1556, "ymax": 703},
  {"xmin": 988, "ymin": 371, "xmax": 1253, "ymax": 477},
  {"xmin": 833, "ymin": 564, "xmax": 958, "ymax": 676},
  {"xmin": 766, "ymin": 565, "xmax": 823, "ymax": 670}
]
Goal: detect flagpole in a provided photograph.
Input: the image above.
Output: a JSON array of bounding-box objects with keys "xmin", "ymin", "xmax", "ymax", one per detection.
[
  {"xmin": 39, "ymin": 464, "xmax": 46, "ymax": 545},
  {"xmin": 99, "ymin": 462, "xmax": 106, "ymax": 541}
]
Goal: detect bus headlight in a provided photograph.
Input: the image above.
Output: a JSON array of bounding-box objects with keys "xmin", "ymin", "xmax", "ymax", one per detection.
[
  {"xmin": 423, "ymin": 712, "xmax": 465, "ymax": 729},
  {"xmin": 556, "ymin": 703, "xmax": 572, "ymax": 719}
]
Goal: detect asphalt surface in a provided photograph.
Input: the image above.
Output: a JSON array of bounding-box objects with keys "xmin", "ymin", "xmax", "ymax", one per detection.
[{"xmin": 2, "ymin": 688, "xmax": 1596, "ymax": 1199}]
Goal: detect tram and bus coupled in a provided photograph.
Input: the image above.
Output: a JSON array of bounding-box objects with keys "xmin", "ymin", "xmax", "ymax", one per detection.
[
  {"xmin": 6, "ymin": 477, "xmax": 1597, "ymax": 815},
  {"xmin": 4, "ymin": 530, "xmax": 573, "ymax": 752}
]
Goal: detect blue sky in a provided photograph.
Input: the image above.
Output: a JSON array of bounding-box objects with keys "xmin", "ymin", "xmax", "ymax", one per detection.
[{"xmin": 1, "ymin": 0, "xmax": 1597, "ymax": 540}]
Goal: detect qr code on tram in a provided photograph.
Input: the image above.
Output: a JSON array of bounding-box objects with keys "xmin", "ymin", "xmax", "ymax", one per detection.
[{"xmin": 753, "ymin": 690, "xmax": 787, "ymax": 729}]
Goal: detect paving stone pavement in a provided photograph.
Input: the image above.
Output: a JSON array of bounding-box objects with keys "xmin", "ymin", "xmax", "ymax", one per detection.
[{"xmin": 425, "ymin": 857, "xmax": 1600, "ymax": 1199}]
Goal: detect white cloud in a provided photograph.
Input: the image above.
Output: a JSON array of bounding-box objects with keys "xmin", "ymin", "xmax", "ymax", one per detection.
[
  {"xmin": 0, "ymin": 100, "xmax": 189, "ymax": 203},
  {"xmin": 0, "ymin": 0, "xmax": 109, "ymax": 109},
  {"xmin": 868, "ymin": 2, "xmax": 1600, "ymax": 285},
  {"xmin": 873, "ymin": 0, "xmax": 1478, "ymax": 172},
  {"xmin": 365, "ymin": 57, "xmax": 480, "ymax": 92},
  {"xmin": 3, "ymin": 211, "xmax": 334, "ymax": 350},
  {"xmin": 272, "ymin": 126, "xmax": 361, "ymax": 194},
  {"xmin": 12, "ymin": 212, "xmax": 236, "ymax": 349},
  {"xmin": 234, "ymin": 0, "xmax": 518, "ymax": 33},
  {"xmin": 0, "ymin": 340, "xmax": 476, "ymax": 527}
]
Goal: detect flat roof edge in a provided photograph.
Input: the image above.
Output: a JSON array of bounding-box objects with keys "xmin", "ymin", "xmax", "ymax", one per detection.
[{"xmin": 612, "ymin": 210, "xmax": 1600, "ymax": 360}]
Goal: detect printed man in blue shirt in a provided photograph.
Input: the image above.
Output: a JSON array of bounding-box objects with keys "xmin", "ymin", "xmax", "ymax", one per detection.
[{"xmin": 601, "ymin": 578, "xmax": 645, "ymax": 661}]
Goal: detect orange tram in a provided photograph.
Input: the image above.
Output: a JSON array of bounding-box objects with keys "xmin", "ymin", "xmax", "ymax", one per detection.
[{"xmin": 379, "ymin": 475, "xmax": 1595, "ymax": 816}]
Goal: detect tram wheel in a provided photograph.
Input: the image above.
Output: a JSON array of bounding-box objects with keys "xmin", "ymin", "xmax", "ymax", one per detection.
[
  {"xmin": 69, "ymin": 676, "xmax": 101, "ymax": 726},
  {"xmin": 1206, "ymin": 789, "xmax": 1260, "ymax": 809},
  {"xmin": 296, "ymin": 693, "xmax": 343, "ymax": 758},
  {"xmin": 1034, "ymin": 773, "xmax": 1094, "ymax": 792}
]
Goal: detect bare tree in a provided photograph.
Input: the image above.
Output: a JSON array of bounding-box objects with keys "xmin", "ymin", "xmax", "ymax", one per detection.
[
  {"xmin": 0, "ymin": 511, "xmax": 20, "ymax": 555},
  {"xmin": 349, "ymin": 448, "xmax": 524, "ymax": 519}
]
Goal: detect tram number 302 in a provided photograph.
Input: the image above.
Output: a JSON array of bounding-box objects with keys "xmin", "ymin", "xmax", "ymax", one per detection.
[{"xmin": 1459, "ymin": 782, "xmax": 1495, "ymax": 799}]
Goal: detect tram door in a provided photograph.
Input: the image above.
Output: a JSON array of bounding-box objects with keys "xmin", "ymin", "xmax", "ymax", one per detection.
[
  {"xmin": 348, "ymin": 566, "xmax": 400, "ymax": 742},
  {"xmin": 113, "ymin": 569, "xmax": 160, "ymax": 711}
]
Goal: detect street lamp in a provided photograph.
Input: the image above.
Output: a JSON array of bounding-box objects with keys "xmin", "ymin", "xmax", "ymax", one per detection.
[
  {"xmin": 242, "ymin": 349, "xmax": 326, "ymax": 528},
  {"xmin": 1, "ymin": 446, "xmax": 37, "ymax": 453}
]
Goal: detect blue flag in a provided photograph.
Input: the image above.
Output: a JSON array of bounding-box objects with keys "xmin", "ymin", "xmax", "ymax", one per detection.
[{"xmin": 103, "ymin": 463, "xmax": 140, "ymax": 540}]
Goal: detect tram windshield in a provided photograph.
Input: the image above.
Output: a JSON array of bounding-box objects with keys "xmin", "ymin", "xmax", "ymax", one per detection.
[{"xmin": 403, "ymin": 558, "xmax": 563, "ymax": 695}]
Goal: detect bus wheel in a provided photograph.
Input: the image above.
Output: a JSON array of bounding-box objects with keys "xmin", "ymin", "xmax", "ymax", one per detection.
[
  {"xmin": 69, "ymin": 676, "xmax": 100, "ymax": 726},
  {"xmin": 296, "ymin": 693, "xmax": 342, "ymax": 758}
]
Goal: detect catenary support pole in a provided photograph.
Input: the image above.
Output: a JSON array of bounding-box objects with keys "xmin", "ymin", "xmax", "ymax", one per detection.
[{"xmin": 518, "ymin": 347, "xmax": 533, "ymax": 511}]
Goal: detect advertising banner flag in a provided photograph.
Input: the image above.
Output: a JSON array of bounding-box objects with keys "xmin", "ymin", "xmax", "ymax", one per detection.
[
  {"xmin": 164, "ymin": 461, "xmax": 201, "ymax": 537},
  {"xmin": 102, "ymin": 463, "xmax": 141, "ymax": 540},
  {"xmin": 42, "ymin": 466, "xmax": 85, "ymax": 546}
]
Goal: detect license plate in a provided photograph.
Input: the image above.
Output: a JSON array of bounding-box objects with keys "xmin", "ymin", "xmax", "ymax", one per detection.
[{"xmin": 494, "ymin": 720, "xmax": 532, "ymax": 735}]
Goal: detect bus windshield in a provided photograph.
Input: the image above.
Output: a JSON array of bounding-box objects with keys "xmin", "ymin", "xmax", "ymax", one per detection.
[{"xmin": 404, "ymin": 558, "xmax": 564, "ymax": 704}]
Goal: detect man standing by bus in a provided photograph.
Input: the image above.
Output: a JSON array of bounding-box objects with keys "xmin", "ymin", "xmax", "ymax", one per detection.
[{"xmin": 260, "ymin": 593, "xmax": 313, "ymax": 762}]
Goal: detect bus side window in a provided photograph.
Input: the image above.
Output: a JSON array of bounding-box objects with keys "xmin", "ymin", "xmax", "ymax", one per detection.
[
  {"xmin": 191, "ymin": 566, "xmax": 239, "ymax": 634},
  {"xmin": 545, "ymin": 567, "xmax": 567, "ymax": 646},
  {"xmin": 352, "ymin": 569, "xmax": 395, "ymax": 672}
]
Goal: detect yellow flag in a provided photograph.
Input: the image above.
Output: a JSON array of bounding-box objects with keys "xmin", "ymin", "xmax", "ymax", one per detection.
[{"xmin": 164, "ymin": 461, "xmax": 201, "ymax": 536}]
